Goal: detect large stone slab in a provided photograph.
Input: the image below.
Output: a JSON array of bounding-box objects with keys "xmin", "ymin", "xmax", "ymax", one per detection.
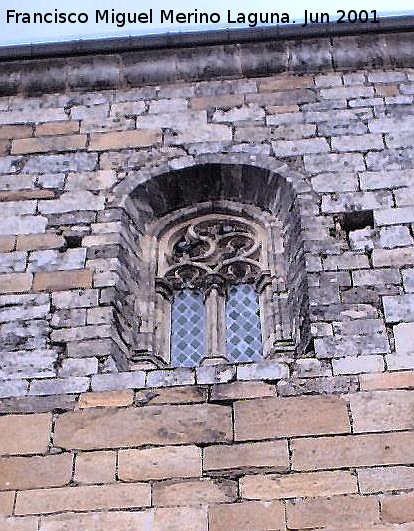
[{"xmin": 54, "ymin": 403, "xmax": 232, "ymax": 449}]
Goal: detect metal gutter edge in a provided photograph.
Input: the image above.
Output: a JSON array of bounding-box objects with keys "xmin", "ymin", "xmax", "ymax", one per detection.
[{"xmin": 0, "ymin": 14, "xmax": 413, "ymax": 61}]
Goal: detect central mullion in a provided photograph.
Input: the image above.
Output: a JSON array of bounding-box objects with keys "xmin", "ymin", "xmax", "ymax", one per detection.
[{"xmin": 203, "ymin": 286, "xmax": 227, "ymax": 365}]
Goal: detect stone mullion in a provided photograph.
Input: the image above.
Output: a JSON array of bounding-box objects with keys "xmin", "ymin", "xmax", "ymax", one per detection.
[{"xmin": 203, "ymin": 283, "xmax": 227, "ymax": 366}]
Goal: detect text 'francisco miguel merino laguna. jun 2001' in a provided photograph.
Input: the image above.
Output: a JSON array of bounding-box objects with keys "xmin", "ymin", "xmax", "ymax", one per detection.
[{"xmin": 5, "ymin": 8, "xmax": 380, "ymax": 28}]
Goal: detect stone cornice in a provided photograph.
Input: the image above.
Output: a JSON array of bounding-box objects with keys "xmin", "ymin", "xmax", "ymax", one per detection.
[{"xmin": 0, "ymin": 15, "xmax": 413, "ymax": 96}]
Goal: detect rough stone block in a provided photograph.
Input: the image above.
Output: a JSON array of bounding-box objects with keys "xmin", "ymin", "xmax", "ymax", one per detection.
[
  {"xmin": 204, "ymin": 440, "xmax": 289, "ymax": 474},
  {"xmin": 89, "ymin": 130, "xmax": 161, "ymax": 151},
  {"xmin": 237, "ymin": 361, "xmax": 289, "ymax": 381},
  {"xmin": 0, "ymin": 454, "xmax": 72, "ymax": 491},
  {"xmin": 292, "ymin": 431, "xmax": 414, "ymax": 471},
  {"xmin": 359, "ymin": 465, "xmax": 414, "ymax": 494},
  {"xmin": 304, "ymin": 153, "xmax": 365, "ymax": 174},
  {"xmin": 91, "ymin": 371, "xmax": 145, "ymax": 392},
  {"xmin": 234, "ymin": 395, "xmax": 350, "ymax": 441},
  {"xmin": 135, "ymin": 386, "xmax": 208, "ymax": 406},
  {"xmin": 12, "ymin": 135, "xmax": 87, "ymax": 154},
  {"xmin": 381, "ymin": 492, "xmax": 414, "ymax": 524},
  {"xmin": 0, "ymin": 349, "xmax": 57, "ymax": 380},
  {"xmin": 286, "ymin": 495, "xmax": 379, "ymax": 529},
  {"xmin": 59, "ymin": 358, "xmax": 98, "ymax": 377},
  {"xmin": 28, "ymin": 248, "xmax": 86, "ymax": 272},
  {"xmin": 0, "ymin": 413, "xmax": 51, "ymax": 456},
  {"xmin": 272, "ymin": 137, "xmax": 329, "ymax": 156},
  {"xmin": 74, "ymin": 450, "xmax": 116, "ymax": 484},
  {"xmin": 15, "ymin": 483, "xmax": 150, "ymax": 515},
  {"xmin": 146, "ymin": 368, "xmax": 195, "ymax": 388},
  {"xmin": 52, "ymin": 289, "xmax": 99, "ymax": 309},
  {"xmin": 38, "ymin": 191, "xmax": 105, "ymax": 214},
  {"xmin": 210, "ymin": 381, "xmax": 276, "ymax": 401},
  {"xmin": 165, "ymin": 124, "xmax": 232, "ymax": 145},
  {"xmin": 54, "ymin": 403, "xmax": 232, "ymax": 449},
  {"xmin": 0, "ymin": 216, "xmax": 47, "ymax": 236},
  {"xmin": 78, "ymin": 390, "xmax": 134, "ymax": 409},
  {"xmin": 152, "ymin": 478, "xmax": 237, "ymax": 507},
  {"xmin": 33, "ymin": 269, "xmax": 92, "ymax": 291},
  {"xmin": 240, "ymin": 470, "xmax": 357, "ymax": 500},
  {"xmin": 35, "ymin": 121, "xmax": 80, "ymax": 136},
  {"xmin": 0, "ymin": 492, "xmax": 14, "ymax": 516},
  {"xmin": 29, "ymin": 377, "xmax": 90, "ymax": 396},
  {"xmin": 16, "ymin": 233, "xmax": 65, "ymax": 251},
  {"xmin": 331, "ymin": 133, "xmax": 383, "ymax": 152},
  {"xmin": 0, "ymin": 273, "xmax": 32, "ymax": 294},
  {"xmin": 196, "ymin": 364, "xmax": 235, "ymax": 385},
  {"xmin": 23, "ymin": 153, "xmax": 97, "ymax": 174},
  {"xmin": 119, "ymin": 445, "xmax": 201, "ymax": 481},
  {"xmin": 209, "ymin": 501, "xmax": 284, "ymax": 531},
  {"xmin": 332, "ymin": 355, "xmax": 384, "ymax": 375},
  {"xmin": 383, "ymin": 294, "xmax": 414, "ymax": 322},
  {"xmin": 350, "ymin": 390, "xmax": 414, "ymax": 433}
]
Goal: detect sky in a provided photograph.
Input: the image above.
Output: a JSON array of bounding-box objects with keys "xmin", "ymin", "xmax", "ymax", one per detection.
[{"xmin": 0, "ymin": 0, "xmax": 413, "ymax": 46}]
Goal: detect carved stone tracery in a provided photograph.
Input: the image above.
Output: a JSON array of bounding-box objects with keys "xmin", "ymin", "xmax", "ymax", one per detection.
[{"xmin": 158, "ymin": 215, "xmax": 265, "ymax": 294}]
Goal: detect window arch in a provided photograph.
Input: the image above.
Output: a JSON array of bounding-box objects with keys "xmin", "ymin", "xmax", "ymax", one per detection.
[{"xmin": 112, "ymin": 161, "xmax": 311, "ymax": 371}]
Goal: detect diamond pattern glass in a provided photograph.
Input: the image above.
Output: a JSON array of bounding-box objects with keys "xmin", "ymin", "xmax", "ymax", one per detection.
[
  {"xmin": 226, "ymin": 284, "xmax": 262, "ymax": 363},
  {"xmin": 171, "ymin": 289, "xmax": 205, "ymax": 367}
]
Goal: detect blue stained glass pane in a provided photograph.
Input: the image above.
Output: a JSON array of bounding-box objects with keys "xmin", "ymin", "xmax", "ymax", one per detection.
[
  {"xmin": 171, "ymin": 289, "xmax": 205, "ymax": 367},
  {"xmin": 226, "ymin": 284, "xmax": 262, "ymax": 363}
]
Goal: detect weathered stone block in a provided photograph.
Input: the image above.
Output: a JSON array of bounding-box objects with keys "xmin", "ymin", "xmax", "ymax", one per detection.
[
  {"xmin": 146, "ymin": 368, "xmax": 195, "ymax": 388},
  {"xmin": 52, "ymin": 289, "xmax": 99, "ymax": 309},
  {"xmin": 383, "ymin": 294, "xmax": 414, "ymax": 322},
  {"xmin": 152, "ymin": 478, "xmax": 237, "ymax": 507},
  {"xmin": 59, "ymin": 357, "xmax": 98, "ymax": 377},
  {"xmin": 15, "ymin": 483, "xmax": 151, "ymax": 515},
  {"xmin": 209, "ymin": 501, "xmax": 284, "ymax": 531},
  {"xmin": 16, "ymin": 233, "xmax": 65, "ymax": 251},
  {"xmin": 89, "ymin": 130, "xmax": 161, "ymax": 151},
  {"xmin": 0, "ymin": 216, "xmax": 47, "ymax": 236},
  {"xmin": 91, "ymin": 371, "xmax": 145, "ymax": 392},
  {"xmin": 240, "ymin": 470, "xmax": 357, "ymax": 500},
  {"xmin": 286, "ymin": 494, "xmax": 379, "ymax": 529},
  {"xmin": 292, "ymin": 431, "xmax": 414, "ymax": 471},
  {"xmin": 12, "ymin": 135, "xmax": 87, "ymax": 154},
  {"xmin": 78, "ymin": 390, "xmax": 134, "ymax": 409},
  {"xmin": 234, "ymin": 395, "xmax": 350, "ymax": 441},
  {"xmin": 33, "ymin": 269, "xmax": 92, "ymax": 291},
  {"xmin": 204, "ymin": 440, "xmax": 289, "ymax": 474},
  {"xmin": 350, "ymin": 390, "xmax": 414, "ymax": 433},
  {"xmin": 0, "ymin": 454, "xmax": 72, "ymax": 491},
  {"xmin": 0, "ymin": 349, "xmax": 57, "ymax": 380},
  {"xmin": 0, "ymin": 413, "xmax": 51, "ymax": 456},
  {"xmin": 28, "ymin": 248, "xmax": 86, "ymax": 272},
  {"xmin": 119, "ymin": 445, "xmax": 201, "ymax": 481},
  {"xmin": 38, "ymin": 191, "xmax": 105, "ymax": 214},
  {"xmin": 74, "ymin": 450, "xmax": 116, "ymax": 484},
  {"xmin": 0, "ymin": 273, "xmax": 32, "ymax": 294},
  {"xmin": 29, "ymin": 377, "xmax": 90, "ymax": 396},
  {"xmin": 236, "ymin": 361, "xmax": 289, "ymax": 381}
]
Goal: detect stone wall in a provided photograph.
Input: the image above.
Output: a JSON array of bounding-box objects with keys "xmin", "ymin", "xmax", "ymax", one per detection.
[{"xmin": 0, "ymin": 22, "xmax": 414, "ymax": 530}]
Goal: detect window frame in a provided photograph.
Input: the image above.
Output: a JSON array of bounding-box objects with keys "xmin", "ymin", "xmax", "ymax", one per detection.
[{"xmin": 141, "ymin": 201, "xmax": 291, "ymax": 367}]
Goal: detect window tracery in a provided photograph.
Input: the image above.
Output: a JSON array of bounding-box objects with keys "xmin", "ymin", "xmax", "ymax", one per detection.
[{"xmin": 150, "ymin": 209, "xmax": 287, "ymax": 367}]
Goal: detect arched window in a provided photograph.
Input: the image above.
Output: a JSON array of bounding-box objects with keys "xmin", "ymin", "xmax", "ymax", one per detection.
[{"xmin": 151, "ymin": 206, "xmax": 286, "ymax": 367}]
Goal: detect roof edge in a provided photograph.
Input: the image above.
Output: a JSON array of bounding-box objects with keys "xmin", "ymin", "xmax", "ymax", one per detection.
[{"xmin": 1, "ymin": 15, "xmax": 414, "ymax": 60}]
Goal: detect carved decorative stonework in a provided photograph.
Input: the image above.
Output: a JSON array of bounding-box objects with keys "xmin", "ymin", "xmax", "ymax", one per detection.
[{"xmin": 160, "ymin": 216, "xmax": 265, "ymax": 292}]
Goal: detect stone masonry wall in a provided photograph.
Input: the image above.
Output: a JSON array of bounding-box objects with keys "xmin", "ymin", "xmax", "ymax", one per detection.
[{"xmin": 0, "ymin": 28, "xmax": 414, "ymax": 530}]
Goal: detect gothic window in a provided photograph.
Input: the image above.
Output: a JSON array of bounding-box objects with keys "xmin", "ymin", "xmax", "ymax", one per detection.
[{"xmin": 153, "ymin": 209, "xmax": 283, "ymax": 367}]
